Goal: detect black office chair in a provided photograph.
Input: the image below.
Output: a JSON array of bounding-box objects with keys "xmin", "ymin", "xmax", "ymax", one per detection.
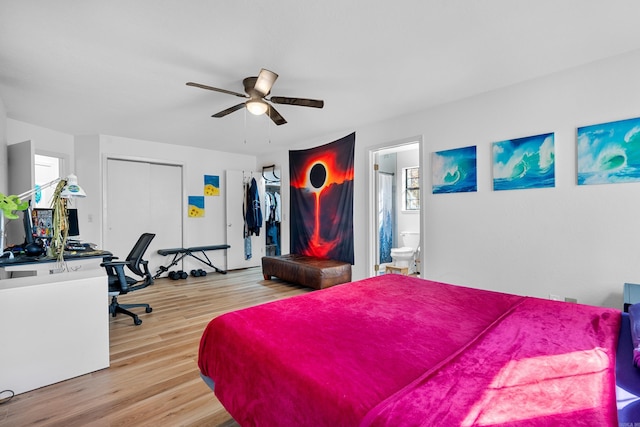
[{"xmin": 102, "ymin": 233, "xmax": 156, "ymax": 325}]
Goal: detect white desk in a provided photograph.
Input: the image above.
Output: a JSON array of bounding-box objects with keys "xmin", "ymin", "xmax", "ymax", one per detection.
[
  {"xmin": 0, "ymin": 270, "xmax": 110, "ymax": 395},
  {"xmin": 0, "ymin": 251, "xmax": 111, "ymax": 276}
]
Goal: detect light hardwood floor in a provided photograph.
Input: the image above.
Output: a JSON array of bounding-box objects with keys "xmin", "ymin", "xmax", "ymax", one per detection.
[{"xmin": 0, "ymin": 267, "xmax": 310, "ymax": 427}]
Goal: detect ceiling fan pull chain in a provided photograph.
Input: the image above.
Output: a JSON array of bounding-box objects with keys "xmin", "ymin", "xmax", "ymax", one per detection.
[
  {"xmin": 268, "ymin": 105, "xmax": 272, "ymax": 144},
  {"xmin": 243, "ymin": 108, "xmax": 247, "ymax": 144}
]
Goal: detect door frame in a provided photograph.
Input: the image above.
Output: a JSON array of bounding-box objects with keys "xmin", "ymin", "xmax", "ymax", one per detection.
[
  {"xmin": 225, "ymin": 170, "xmax": 262, "ymax": 270},
  {"xmin": 367, "ymin": 135, "xmax": 424, "ymax": 278}
]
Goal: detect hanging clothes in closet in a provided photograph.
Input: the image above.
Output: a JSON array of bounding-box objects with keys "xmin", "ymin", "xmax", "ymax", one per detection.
[
  {"xmin": 243, "ymin": 176, "xmax": 262, "ymax": 260},
  {"xmin": 264, "ymin": 188, "xmax": 281, "ymax": 256}
]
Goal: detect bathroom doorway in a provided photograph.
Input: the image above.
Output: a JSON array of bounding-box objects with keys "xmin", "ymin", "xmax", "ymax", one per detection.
[
  {"xmin": 369, "ymin": 137, "xmax": 422, "ymax": 277},
  {"xmin": 34, "ymin": 154, "xmax": 62, "ymax": 208}
]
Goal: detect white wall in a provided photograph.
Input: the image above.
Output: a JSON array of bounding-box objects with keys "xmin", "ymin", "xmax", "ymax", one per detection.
[
  {"xmin": 74, "ymin": 134, "xmax": 257, "ymax": 258},
  {"xmin": 6, "ymin": 126, "xmax": 257, "ymax": 268},
  {"xmin": 396, "ymin": 147, "xmax": 420, "ymax": 238},
  {"xmin": 265, "ymin": 49, "xmax": 640, "ymax": 308},
  {"xmin": 7, "ymin": 119, "xmax": 75, "ymax": 172},
  {"xmin": 415, "ymin": 49, "xmax": 640, "ymax": 308},
  {"xmin": 0, "ymin": 99, "xmax": 7, "ymax": 194}
]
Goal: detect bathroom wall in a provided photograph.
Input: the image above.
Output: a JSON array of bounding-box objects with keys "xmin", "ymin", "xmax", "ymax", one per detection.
[{"xmin": 396, "ymin": 146, "xmax": 420, "ymax": 242}]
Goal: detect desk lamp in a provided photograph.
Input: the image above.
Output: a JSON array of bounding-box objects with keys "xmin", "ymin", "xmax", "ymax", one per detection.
[{"xmin": 0, "ymin": 174, "xmax": 86, "ymax": 259}]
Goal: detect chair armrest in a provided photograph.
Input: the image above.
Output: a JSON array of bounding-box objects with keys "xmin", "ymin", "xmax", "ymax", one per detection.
[
  {"xmin": 100, "ymin": 260, "xmax": 127, "ymax": 267},
  {"xmin": 102, "ymin": 261, "xmax": 130, "ymax": 292}
]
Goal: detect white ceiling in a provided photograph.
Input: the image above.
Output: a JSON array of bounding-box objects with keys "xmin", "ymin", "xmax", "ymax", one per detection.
[{"xmin": 2, "ymin": 1, "xmax": 640, "ymax": 155}]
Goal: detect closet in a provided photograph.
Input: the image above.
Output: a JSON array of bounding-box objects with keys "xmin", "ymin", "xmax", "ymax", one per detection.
[
  {"xmin": 226, "ymin": 170, "xmax": 261, "ymax": 269},
  {"xmin": 104, "ymin": 158, "xmax": 182, "ymax": 271},
  {"xmin": 262, "ymin": 166, "xmax": 281, "ymax": 256},
  {"xmin": 225, "ymin": 167, "xmax": 280, "ymax": 268}
]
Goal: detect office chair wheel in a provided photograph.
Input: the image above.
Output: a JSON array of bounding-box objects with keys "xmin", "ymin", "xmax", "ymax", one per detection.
[
  {"xmin": 134, "ymin": 317, "xmax": 142, "ymax": 326},
  {"xmin": 146, "ymin": 307, "xmax": 153, "ymax": 313}
]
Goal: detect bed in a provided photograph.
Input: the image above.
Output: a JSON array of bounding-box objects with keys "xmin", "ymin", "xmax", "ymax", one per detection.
[{"xmin": 198, "ymin": 274, "xmax": 633, "ymax": 426}]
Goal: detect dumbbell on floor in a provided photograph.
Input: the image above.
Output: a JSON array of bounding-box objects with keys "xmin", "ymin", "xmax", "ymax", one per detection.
[
  {"xmin": 168, "ymin": 270, "xmax": 188, "ymax": 280},
  {"xmin": 190, "ymin": 269, "xmax": 208, "ymax": 277}
]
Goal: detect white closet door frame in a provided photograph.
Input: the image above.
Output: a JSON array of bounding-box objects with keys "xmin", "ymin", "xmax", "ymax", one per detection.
[
  {"xmin": 102, "ymin": 155, "xmax": 185, "ymax": 275},
  {"xmin": 226, "ymin": 170, "xmax": 262, "ymax": 270}
]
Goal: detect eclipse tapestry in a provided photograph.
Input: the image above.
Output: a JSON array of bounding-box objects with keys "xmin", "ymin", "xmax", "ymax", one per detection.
[{"xmin": 289, "ymin": 133, "xmax": 355, "ymax": 264}]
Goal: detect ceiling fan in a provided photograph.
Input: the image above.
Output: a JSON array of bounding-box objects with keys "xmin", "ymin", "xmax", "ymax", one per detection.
[{"xmin": 186, "ymin": 68, "xmax": 324, "ymax": 126}]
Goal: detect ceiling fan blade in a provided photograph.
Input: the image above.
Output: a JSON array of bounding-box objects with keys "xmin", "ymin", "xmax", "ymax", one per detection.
[
  {"xmin": 212, "ymin": 103, "xmax": 245, "ymax": 118},
  {"xmin": 186, "ymin": 82, "xmax": 248, "ymax": 99},
  {"xmin": 270, "ymin": 96, "xmax": 324, "ymax": 109},
  {"xmin": 266, "ymin": 104, "xmax": 287, "ymax": 126},
  {"xmin": 254, "ymin": 69, "xmax": 279, "ymax": 96}
]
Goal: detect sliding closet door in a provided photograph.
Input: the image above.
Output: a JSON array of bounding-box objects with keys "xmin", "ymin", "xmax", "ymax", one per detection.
[{"xmin": 104, "ymin": 159, "xmax": 182, "ymax": 273}]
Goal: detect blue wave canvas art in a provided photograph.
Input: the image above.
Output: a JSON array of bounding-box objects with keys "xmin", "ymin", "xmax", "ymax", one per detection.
[
  {"xmin": 493, "ymin": 133, "xmax": 555, "ymax": 191},
  {"xmin": 432, "ymin": 146, "xmax": 477, "ymax": 194},
  {"xmin": 577, "ymin": 117, "xmax": 640, "ymax": 185}
]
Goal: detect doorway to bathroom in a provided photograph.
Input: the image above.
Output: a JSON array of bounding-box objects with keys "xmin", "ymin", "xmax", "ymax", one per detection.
[{"xmin": 369, "ymin": 137, "xmax": 422, "ymax": 277}]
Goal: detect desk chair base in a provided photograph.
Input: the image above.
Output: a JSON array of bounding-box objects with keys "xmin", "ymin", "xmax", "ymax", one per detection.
[{"xmin": 109, "ymin": 295, "xmax": 152, "ymax": 326}]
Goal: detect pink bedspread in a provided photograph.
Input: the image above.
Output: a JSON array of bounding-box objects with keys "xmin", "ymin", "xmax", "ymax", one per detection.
[{"xmin": 198, "ymin": 275, "xmax": 620, "ymax": 426}]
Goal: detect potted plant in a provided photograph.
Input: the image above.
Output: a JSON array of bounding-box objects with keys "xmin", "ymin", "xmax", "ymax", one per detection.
[{"xmin": 49, "ymin": 180, "xmax": 69, "ymax": 262}]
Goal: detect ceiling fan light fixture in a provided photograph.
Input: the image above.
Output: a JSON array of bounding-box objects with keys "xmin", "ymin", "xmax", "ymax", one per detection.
[{"xmin": 246, "ymin": 99, "xmax": 268, "ymax": 116}]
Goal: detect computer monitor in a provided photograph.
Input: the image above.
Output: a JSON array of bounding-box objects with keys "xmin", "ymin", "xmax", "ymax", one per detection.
[
  {"xmin": 67, "ymin": 209, "xmax": 80, "ymax": 237},
  {"xmin": 23, "ymin": 206, "xmax": 35, "ymax": 244}
]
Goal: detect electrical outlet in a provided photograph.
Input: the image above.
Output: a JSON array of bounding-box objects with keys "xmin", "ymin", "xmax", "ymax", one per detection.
[
  {"xmin": 564, "ymin": 297, "xmax": 578, "ymax": 303},
  {"xmin": 549, "ymin": 294, "xmax": 563, "ymax": 301}
]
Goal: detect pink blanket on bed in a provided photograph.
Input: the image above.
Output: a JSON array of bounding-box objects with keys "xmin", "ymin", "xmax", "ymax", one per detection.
[{"xmin": 198, "ymin": 275, "xmax": 620, "ymax": 426}]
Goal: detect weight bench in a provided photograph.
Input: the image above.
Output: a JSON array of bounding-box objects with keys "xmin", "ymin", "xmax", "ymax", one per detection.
[{"xmin": 155, "ymin": 244, "xmax": 230, "ymax": 279}]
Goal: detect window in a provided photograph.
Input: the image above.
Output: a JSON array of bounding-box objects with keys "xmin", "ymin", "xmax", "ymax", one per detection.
[{"xmin": 403, "ymin": 166, "xmax": 420, "ymax": 211}]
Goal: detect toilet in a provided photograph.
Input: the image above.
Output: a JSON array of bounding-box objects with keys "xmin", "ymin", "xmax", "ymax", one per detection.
[{"xmin": 390, "ymin": 231, "xmax": 420, "ymax": 272}]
